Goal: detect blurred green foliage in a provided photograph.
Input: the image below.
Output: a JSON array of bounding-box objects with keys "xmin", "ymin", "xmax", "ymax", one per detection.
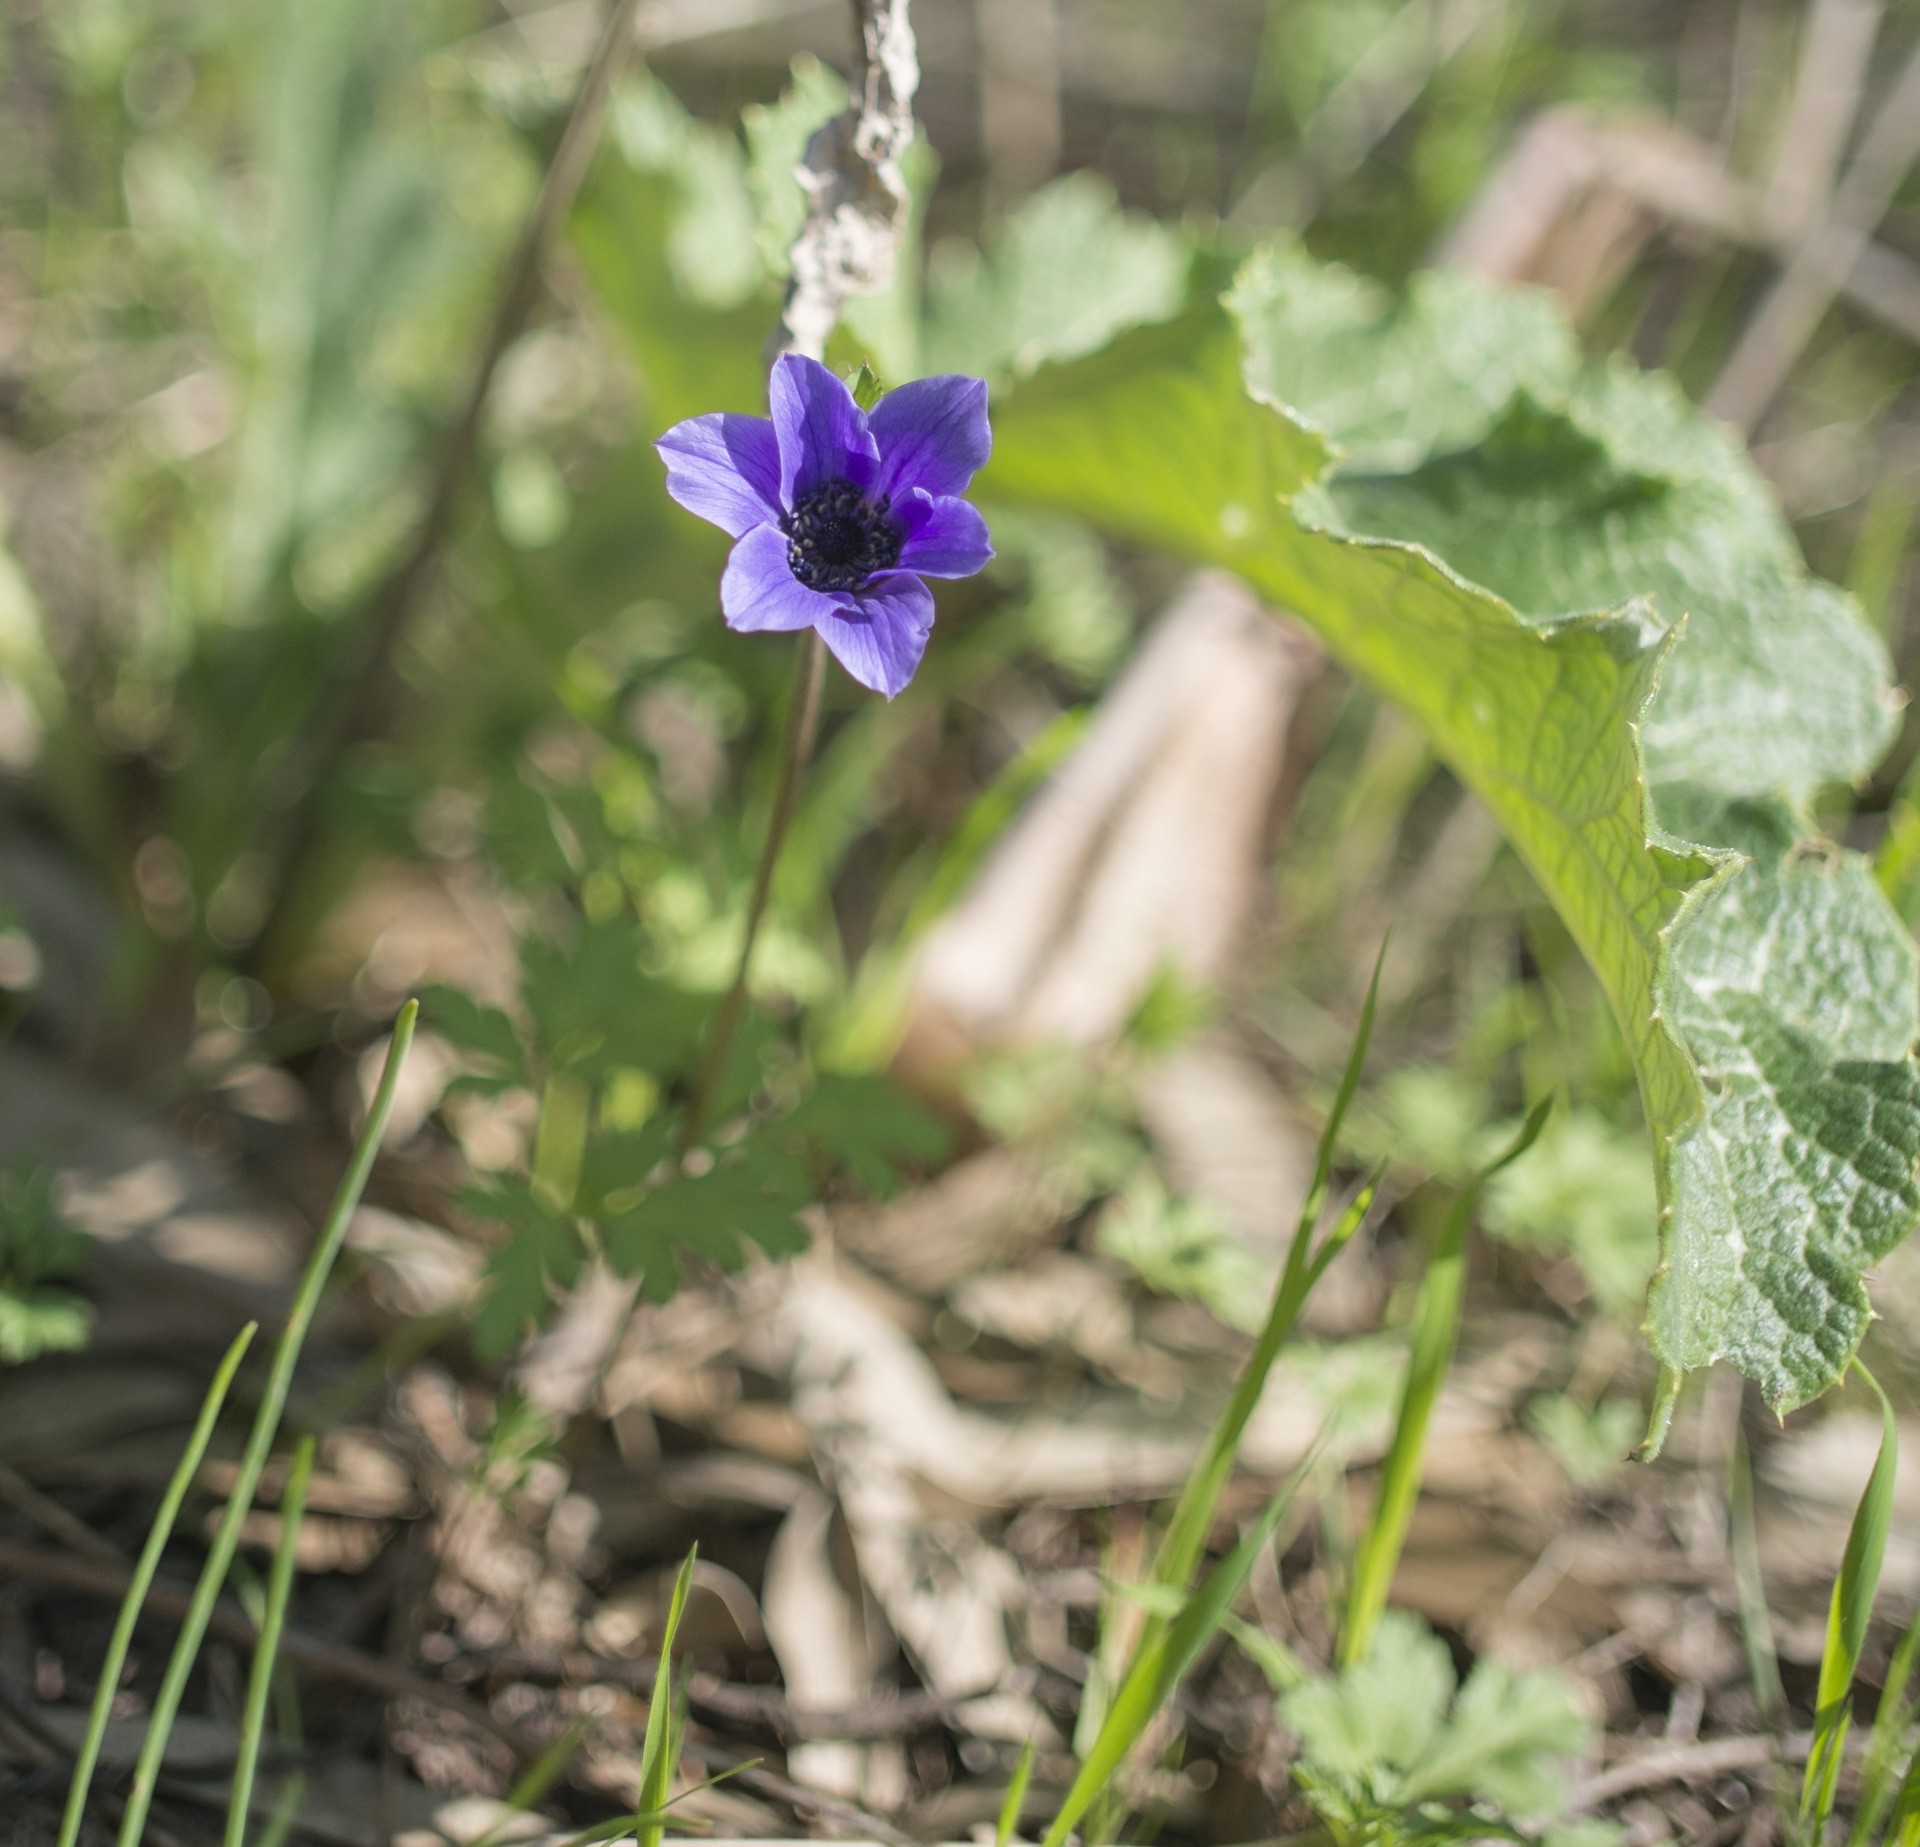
[
  {"xmin": 0, "ymin": 1166, "xmax": 91, "ymax": 1364},
  {"xmin": 1281, "ymin": 1608, "xmax": 1613, "ymax": 1846},
  {"xmin": 4, "ymin": 0, "xmax": 1917, "ymax": 1401}
]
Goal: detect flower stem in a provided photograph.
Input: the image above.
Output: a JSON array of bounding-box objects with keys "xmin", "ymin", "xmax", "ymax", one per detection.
[{"xmin": 680, "ymin": 630, "xmax": 827, "ymax": 1153}]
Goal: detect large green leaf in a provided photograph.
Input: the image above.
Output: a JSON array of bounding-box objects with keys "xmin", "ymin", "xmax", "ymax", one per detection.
[{"xmin": 982, "ymin": 247, "xmax": 1916, "ymax": 1412}]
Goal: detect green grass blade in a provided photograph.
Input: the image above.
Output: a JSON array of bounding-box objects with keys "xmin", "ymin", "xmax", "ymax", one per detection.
[
  {"xmin": 636, "ymin": 1547, "xmax": 697, "ymax": 1847},
  {"xmin": 1299, "ymin": 941, "xmax": 1388, "ymax": 1249},
  {"xmin": 1888, "ymin": 1742, "xmax": 1920, "ymax": 1847},
  {"xmin": 1801, "ymin": 1359, "xmax": 1899, "ymax": 1840},
  {"xmin": 1340, "ymin": 1098, "xmax": 1549, "ymax": 1667},
  {"xmin": 1042, "ymin": 1478, "xmax": 1302, "ymax": 1847},
  {"xmin": 225, "ymin": 1436, "xmax": 313, "ymax": 1847},
  {"xmin": 1729, "ymin": 1428, "xmax": 1784, "ymax": 1728},
  {"xmin": 1150, "ymin": 955, "xmax": 1384, "ymax": 1598},
  {"xmin": 251, "ymin": 1775, "xmax": 307, "ymax": 1847},
  {"xmin": 1850, "ymin": 1604, "xmax": 1920, "ymax": 1847},
  {"xmin": 116, "ymin": 1000, "xmax": 417, "ymax": 1847},
  {"xmin": 996, "ymin": 1739, "xmax": 1037, "ymax": 1847},
  {"xmin": 1308, "ymin": 1167, "xmax": 1384, "ymax": 1292},
  {"xmin": 469, "ymin": 1718, "xmax": 592, "ymax": 1847},
  {"xmin": 1221, "ymin": 1613, "xmax": 1308, "ymax": 1693},
  {"xmin": 57, "ymin": 1321, "xmax": 258, "ymax": 1847}
]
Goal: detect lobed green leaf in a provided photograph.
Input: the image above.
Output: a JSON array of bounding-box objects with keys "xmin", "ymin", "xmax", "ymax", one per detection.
[{"xmin": 983, "ymin": 247, "xmax": 1916, "ymax": 1413}]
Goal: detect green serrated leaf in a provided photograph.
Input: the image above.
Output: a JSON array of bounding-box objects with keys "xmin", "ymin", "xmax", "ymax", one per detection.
[
  {"xmin": 743, "ymin": 56, "xmax": 847, "ymax": 275},
  {"xmin": 601, "ymin": 1144, "xmax": 810, "ymax": 1301},
  {"xmin": 1096, "ymin": 1173, "xmax": 1271, "ymax": 1333},
  {"xmin": 984, "ymin": 249, "xmax": 1917, "ymax": 1413},
  {"xmin": 1317, "ymin": 368, "xmax": 1898, "ymax": 806},
  {"xmin": 575, "ymin": 1119, "xmax": 677, "ymax": 1215},
  {"xmin": 1284, "ymin": 1609, "xmax": 1596, "ymax": 1834},
  {"xmin": 984, "ymin": 296, "xmax": 1705, "ymax": 1178},
  {"xmin": 1233, "ymin": 249, "xmax": 1579, "ymax": 472},
  {"xmin": 0, "ymin": 1288, "xmax": 91, "ymax": 1364},
  {"xmin": 609, "ymin": 71, "xmax": 762, "ymax": 309},
  {"xmin": 1655, "ymin": 815, "xmax": 1920, "ymax": 1406},
  {"xmin": 923, "ymin": 174, "xmax": 1193, "ymax": 385},
  {"xmin": 419, "ymin": 984, "xmax": 525, "ymax": 1083},
  {"xmin": 774, "ymin": 1072, "xmax": 949, "ymax": 1195},
  {"xmin": 518, "ymin": 919, "xmax": 711, "ymax": 1082},
  {"xmin": 462, "ymin": 1182, "xmax": 582, "ymax": 1358},
  {"xmin": 1284, "ymin": 1609, "xmax": 1456, "ymax": 1786}
]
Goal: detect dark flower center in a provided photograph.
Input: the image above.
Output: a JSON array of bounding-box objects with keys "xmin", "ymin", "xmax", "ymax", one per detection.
[{"xmin": 784, "ymin": 478, "xmax": 902, "ymax": 592}]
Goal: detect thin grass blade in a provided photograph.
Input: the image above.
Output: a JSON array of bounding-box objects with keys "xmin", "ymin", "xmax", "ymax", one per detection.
[
  {"xmin": 469, "ymin": 1719, "xmax": 592, "ymax": 1847},
  {"xmin": 57, "ymin": 1321, "xmax": 257, "ymax": 1847},
  {"xmin": 1151, "ymin": 955, "xmax": 1383, "ymax": 1598},
  {"xmin": 252, "ymin": 1776, "xmax": 307, "ymax": 1847},
  {"xmin": 1307, "ymin": 1167, "xmax": 1384, "ymax": 1291},
  {"xmin": 115, "ymin": 1000, "xmax": 417, "ymax": 1847},
  {"xmin": 1850, "ymin": 1604, "xmax": 1920, "ymax": 1847},
  {"xmin": 996, "ymin": 1739, "xmax": 1037, "ymax": 1847},
  {"xmin": 636, "ymin": 1546, "xmax": 698, "ymax": 1847},
  {"xmin": 225, "ymin": 1435, "xmax": 313, "ymax": 1847},
  {"xmin": 1801, "ymin": 1360, "xmax": 1899, "ymax": 1840},
  {"xmin": 1297, "ymin": 940, "xmax": 1388, "ymax": 1247},
  {"xmin": 1890, "ymin": 1733, "xmax": 1920, "ymax": 1847},
  {"xmin": 1340, "ymin": 1098, "xmax": 1549, "ymax": 1667},
  {"xmin": 1042, "ymin": 1469, "xmax": 1307, "ymax": 1847}
]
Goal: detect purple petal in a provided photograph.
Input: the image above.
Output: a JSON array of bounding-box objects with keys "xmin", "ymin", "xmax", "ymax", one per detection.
[
  {"xmin": 770, "ymin": 355, "xmax": 878, "ymax": 505},
  {"xmin": 720, "ymin": 524, "xmax": 841, "ymax": 634},
  {"xmin": 896, "ymin": 490, "xmax": 993, "ymax": 579},
  {"xmin": 655, "ymin": 413, "xmax": 782, "ymax": 538},
  {"xmin": 869, "ymin": 374, "xmax": 991, "ymax": 501},
  {"xmin": 814, "ymin": 572, "xmax": 935, "ymax": 699}
]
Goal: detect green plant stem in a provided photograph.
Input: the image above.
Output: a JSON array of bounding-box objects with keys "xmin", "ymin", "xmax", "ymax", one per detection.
[
  {"xmin": 996, "ymin": 1740, "xmax": 1037, "ymax": 1847},
  {"xmin": 57, "ymin": 1322, "xmax": 258, "ymax": 1847},
  {"xmin": 253, "ymin": 1777, "xmax": 307, "ymax": 1847},
  {"xmin": 114, "ymin": 1001, "xmax": 417, "ymax": 1847},
  {"xmin": 636, "ymin": 1547, "xmax": 699, "ymax": 1847},
  {"xmin": 1729, "ymin": 1427, "xmax": 1784, "ymax": 1728},
  {"xmin": 1041, "ymin": 1477, "xmax": 1307, "ymax": 1847},
  {"xmin": 679, "ymin": 630, "xmax": 826, "ymax": 1153},
  {"xmin": 1341, "ymin": 1099, "xmax": 1549, "ymax": 1667},
  {"xmin": 1637, "ymin": 1363, "xmax": 1684, "ymax": 1464},
  {"xmin": 1149, "ymin": 948, "xmax": 1387, "ymax": 1597},
  {"xmin": 1801, "ymin": 1357, "xmax": 1899, "ymax": 1841},
  {"xmin": 532, "ymin": 1072, "xmax": 591, "ymax": 1212},
  {"xmin": 225, "ymin": 1436, "xmax": 313, "ymax": 1847}
]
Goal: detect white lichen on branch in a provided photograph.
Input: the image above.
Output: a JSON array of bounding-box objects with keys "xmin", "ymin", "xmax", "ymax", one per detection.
[{"xmin": 779, "ymin": 0, "xmax": 919, "ymax": 361}]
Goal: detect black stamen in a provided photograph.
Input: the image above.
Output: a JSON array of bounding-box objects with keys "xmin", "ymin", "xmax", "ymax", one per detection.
[{"xmin": 784, "ymin": 478, "xmax": 902, "ymax": 592}]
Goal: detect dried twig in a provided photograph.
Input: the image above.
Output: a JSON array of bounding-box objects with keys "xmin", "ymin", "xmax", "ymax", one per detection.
[
  {"xmin": 681, "ymin": 1737, "xmax": 917, "ymax": 1844},
  {"xmin": 1762, "ymin": 0, "xmax": 1883, "ymax": 240},
  {"xmin": 1440, "ymin": 105, "xmax": 1920, "ymax": 346},
  {"xmin": 779, "ymin": 0, "xmax": 919, "ymax": 362},
  {"xmin": 0, "ymin": 1462, "xmax": 126, "ymax": 1566},
  {"xmin": 1569, "ymin": 1731, "xmax": 1819, "ymax": 1812},
  {"xmin": 1708, "ymin": 30, "xmax": 1920, "ymax": 429},
  {"xmin": 0, "ymin": 1541, "xmax": 541, "ymax": 1766},
  {"xmin": 469, "ymin": 1644, "xmax": 931, "ymax": 1735}
]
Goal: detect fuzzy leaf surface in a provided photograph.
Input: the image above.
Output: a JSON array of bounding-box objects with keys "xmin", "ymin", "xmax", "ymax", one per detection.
[{"xmin": 981, "ymin": 249, "xmax": 1916, "ymax": 1409}]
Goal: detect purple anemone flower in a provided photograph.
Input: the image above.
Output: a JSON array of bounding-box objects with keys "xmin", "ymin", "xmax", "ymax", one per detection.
[{"xmin": 654, "ymin": 355, "xmax": 993, "ymax": 699}]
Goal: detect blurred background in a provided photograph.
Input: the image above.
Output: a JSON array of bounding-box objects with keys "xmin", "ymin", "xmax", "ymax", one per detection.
[{"xmin": 0, "ymin": 0, "xmax": 1917, "ymax": 1842}]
